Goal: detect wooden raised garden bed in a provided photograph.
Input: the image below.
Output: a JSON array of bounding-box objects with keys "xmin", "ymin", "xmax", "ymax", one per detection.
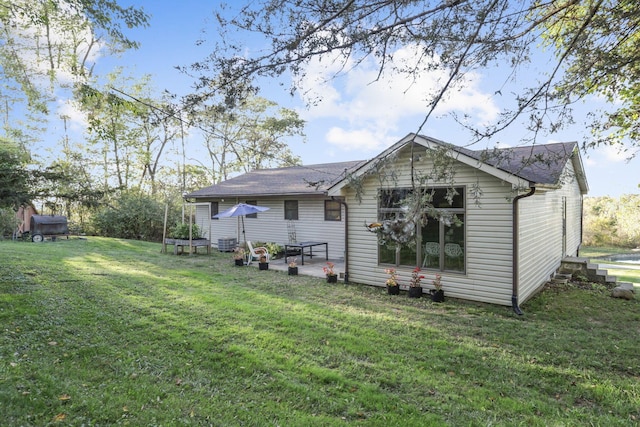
[{"xmin": 164, "ymin": 238, "xmax": 211, "ymax": 255}]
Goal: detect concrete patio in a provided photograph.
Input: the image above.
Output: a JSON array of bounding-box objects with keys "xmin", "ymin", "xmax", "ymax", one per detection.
[{"xmin": 248, "ymin": 255, "xmax": 346, "ymax": 281}]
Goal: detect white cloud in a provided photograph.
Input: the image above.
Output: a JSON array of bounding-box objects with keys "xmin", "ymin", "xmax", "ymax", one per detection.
[
  {"xmin": 9, "ymin": 0, "xmax": 105, "ymax": 89},
  {"xmin": 578, "ymin": 135, "xmax": 638, "ymax": 166},
  {"xmin": 296, "ymin": 43, "xmax": 499, "ymax": 153},
  {"xmin": 325, "ymin": 127, "xmax": 394, "ymax": 152},
  {"xmin": 597, "ymin": 144, "xmax": 634, "ymax": 163}
]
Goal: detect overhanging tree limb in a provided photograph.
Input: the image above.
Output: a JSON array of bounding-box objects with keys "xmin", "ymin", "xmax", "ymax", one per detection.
[{"xmin": 191, "ymin": 0, "xmax": 640, "ymax": 154}]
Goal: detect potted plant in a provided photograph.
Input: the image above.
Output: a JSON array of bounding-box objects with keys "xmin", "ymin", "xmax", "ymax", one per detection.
[
  {"xmin": 408, "ymin": 266, "xmax": 425, "ymax": 298},
  {"xmin": 288, "ymin": 258, "xmax": 298, "ymax": 275},
  {"xmin": 323, "ymin": 262, "xmax": 338, "ymax": 283},
  {"xmin": 258, "ymin": 254, "xmax": 269, "ymax": 270},
  {"xmin": 233, "ymin": 247, "xmax": 245, "ymax": 266},
  {"xmin": 385, "ymin": 267, "xmax": 400, "ymax": 295},
  {"xmin": 430, "ymin": 273, "xmax": 445, "ymax": 302}
]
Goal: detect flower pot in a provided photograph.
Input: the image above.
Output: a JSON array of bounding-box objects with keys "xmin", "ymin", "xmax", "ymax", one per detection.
[
  {"xmin": 234, "ymin": 259, "xmax": 244, "ymax": 266},
  {"xmin": 430, "ymin": 289, "xmax": 445, "ymax": 302},
  {"xmin": 408, "ymin": 286, "xmax": 422, "ymax": 298},
  {"xmin": 259, "ymin": 262, "xmax": 269, "ymax": 270},
  {"xmin": 387, "ymin": 285, "xmax": 400, "ymax": 295},
  {"xmin": 288, "ymin": 267, "xmax": 298, "ymax": 275},
  {"xmin": 326, "ymin": 274, "xmax": 338, "ymax": 283}
]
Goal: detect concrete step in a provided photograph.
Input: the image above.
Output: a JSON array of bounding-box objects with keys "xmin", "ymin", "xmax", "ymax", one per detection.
[{"xmin": 561, "ymin": 257, "xmax": 619, "ymax": 285}]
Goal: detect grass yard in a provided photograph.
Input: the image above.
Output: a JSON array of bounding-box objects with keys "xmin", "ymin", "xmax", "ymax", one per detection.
[{"xmin": 1, "ymin": 238, "xmax": 639, "ymax": 426}]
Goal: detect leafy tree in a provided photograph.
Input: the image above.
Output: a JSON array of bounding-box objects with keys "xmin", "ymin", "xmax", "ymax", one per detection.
[
  {"xmin": 155, "ymin": 163, "xmax": 211, "ymax": 201},
  {"xmin": 0, "ymin": 207, "xmax": 19, "ymax": 238},
  {"xmin": 612, "ymin": 194, "xmax": 640, "ymax": 247},
  {"xmin": 197, "ymin": 0, "xmax": 640, "ymax": 154},
  {"xmin": 187, "ymin": 93, "xmax": 304, "ymax": 182},
  {"xmin": 135, "ymin": 96, "xmax": 181, "ymax": 195},
  {"xmin": 0, "ymin": 0, "xmax": 148, "ymax": 178},
  {"xmin": 0, "ymin": 139, "xmax": 31, "ymax": 208},
  {"xmin": 583, "ymin": 195, "xmax": 640, "ymax": 248},
  {"xmin": 0, "ymin": 137, "xmax": 73, "ymax": 213},
  {"xmin": 0, "ymin": 0, "xmax": 149, "ymax": 115},
  {"xmin": 44, "ymin": 146, "xmax": 105, "ymax": 226},
  {"xmin": 76, "ymin": 73, "xmax": 142, "ymax": 190},
  {"xmin": 77, "ymin": 73, "xmax": 183, "ymax": 196}
]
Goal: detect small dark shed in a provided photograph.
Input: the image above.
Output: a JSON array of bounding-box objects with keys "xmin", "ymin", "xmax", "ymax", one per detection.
[{"xmin": 30, "ymin": 215, "xmax": 69, "ymax": 242}]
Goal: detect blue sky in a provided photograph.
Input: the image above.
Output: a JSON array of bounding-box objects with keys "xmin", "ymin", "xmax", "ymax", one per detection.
[{"xmin": 60, "ymin": 1, "xmax": 639, "ymax": 197}]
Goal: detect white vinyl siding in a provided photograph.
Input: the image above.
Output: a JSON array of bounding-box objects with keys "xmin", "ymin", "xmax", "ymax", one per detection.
[
  {"xmin": 343, "ymin": 145, "xmax": 516, "ymax": 306},
  {"xmin": 518, "ymin": 161, "xmax": 584, "ymax": 303},
  {"xmin": 194, "ymin": 203, "xmax": 211, "ymax": 240},
  {"xmin": 193, "ymin": 196, "xmax": 346, "ymax": 260}
]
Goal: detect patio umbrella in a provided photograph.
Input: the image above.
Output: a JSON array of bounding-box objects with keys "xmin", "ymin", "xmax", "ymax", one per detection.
[{"xmin": 213, "ymin": 203, "xmax": 270, "ymax": 245}]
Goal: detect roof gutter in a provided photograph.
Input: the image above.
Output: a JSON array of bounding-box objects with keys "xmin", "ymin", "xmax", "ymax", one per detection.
[
  {"xmin": 512, "ymin": 185, "xmax": 536, "ymax": 315},
  {"xmin": 332, "ymin": 196, "xmax": 349, "ymax": 283},
  {"xmin": 577, "ymin": 194, "xmax": 584, "ymax": 256}
]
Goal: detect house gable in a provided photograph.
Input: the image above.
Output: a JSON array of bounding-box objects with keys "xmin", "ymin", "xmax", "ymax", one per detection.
[
  {"xmin": 341, "ymin": 140, "xmax": 519, "ymax": 305},
  {"xmin": 328, "ymin": 133, "xmax": 587, "ymax": 196},
  {"xmin": 331, "ymin": 133, "xmax": 588, "ymax": 307},
  {"xmin": 328, "ymin": 134, "xmax": 530, "ymax": 196}
]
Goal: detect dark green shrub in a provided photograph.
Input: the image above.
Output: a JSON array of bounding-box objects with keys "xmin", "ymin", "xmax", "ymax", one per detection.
[
  {"xmin": 92, "ymin": 193, "xmax": 172, "ymax": 241},
  {"xmin": 0, "ymin": 208, "xmax": 19, "ymax": 239}
]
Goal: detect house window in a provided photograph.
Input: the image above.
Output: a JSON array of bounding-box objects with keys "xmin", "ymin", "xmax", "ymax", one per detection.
[
  {"xmin": 284, "ymin": 200, "xmax": 299, "ymax": 220},
  {"xmin": 378, "ymin": 187, "xmax": 465, "ymax": 272},
  {"xmin": 324, "ymin": 200, "xmax": 342, "ymax": 221},
  {"xmin": 211, "ymin": 202, "xmax": 219, "ymax": 219},
  {"xmin": 245, "ymin": 200, "xmax": 258, "ymax": 218}
]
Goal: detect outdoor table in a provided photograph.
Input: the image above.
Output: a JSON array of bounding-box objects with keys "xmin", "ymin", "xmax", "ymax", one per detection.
[{"xmin": 284, "ymin": 241, "xmax": 328, "ymax": 265}]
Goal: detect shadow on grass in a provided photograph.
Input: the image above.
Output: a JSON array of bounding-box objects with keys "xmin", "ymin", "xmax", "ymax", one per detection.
[{"xmin": 1, "ymin": 238, "xmax": 639, "ymax": 426}]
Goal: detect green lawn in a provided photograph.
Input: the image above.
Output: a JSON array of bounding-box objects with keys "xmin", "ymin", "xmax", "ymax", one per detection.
[{"xmin": 1, "ymin": 238, "xmax": 639, "ymax": 426}]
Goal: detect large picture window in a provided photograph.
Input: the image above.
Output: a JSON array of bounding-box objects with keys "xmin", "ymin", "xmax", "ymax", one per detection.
[{"xmin": 378, "ymin": 187, "xmax": 465, "ymax": 272}]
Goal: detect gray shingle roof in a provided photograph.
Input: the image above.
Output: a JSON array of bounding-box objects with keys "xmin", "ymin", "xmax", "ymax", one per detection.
[
  {"xmin": 464, "ymin": 141, "xmax": 578, "ymax": 185},
  {"xmin": 186, "ymin": 160, "xmax": 367, "ymax": 198},
  {"xmin": 187, "ymin": 139, "xmax": 580, "ymax": 199},
  {"xmin": 410, "ymin": 134, "xmax": 578, "ymax": 185}
]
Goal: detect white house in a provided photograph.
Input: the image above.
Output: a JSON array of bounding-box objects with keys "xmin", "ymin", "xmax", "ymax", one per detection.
[
  {"xmin": 327, "ymin": 133, "xmax": 588, "ymax": 311},
  {"xmin": 184, "ymin": 160, "xmax": 366, "ymax": 261},
  {"xmin": 187, "ymin": 133, "xmax": 588, "ymax": 312}
]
